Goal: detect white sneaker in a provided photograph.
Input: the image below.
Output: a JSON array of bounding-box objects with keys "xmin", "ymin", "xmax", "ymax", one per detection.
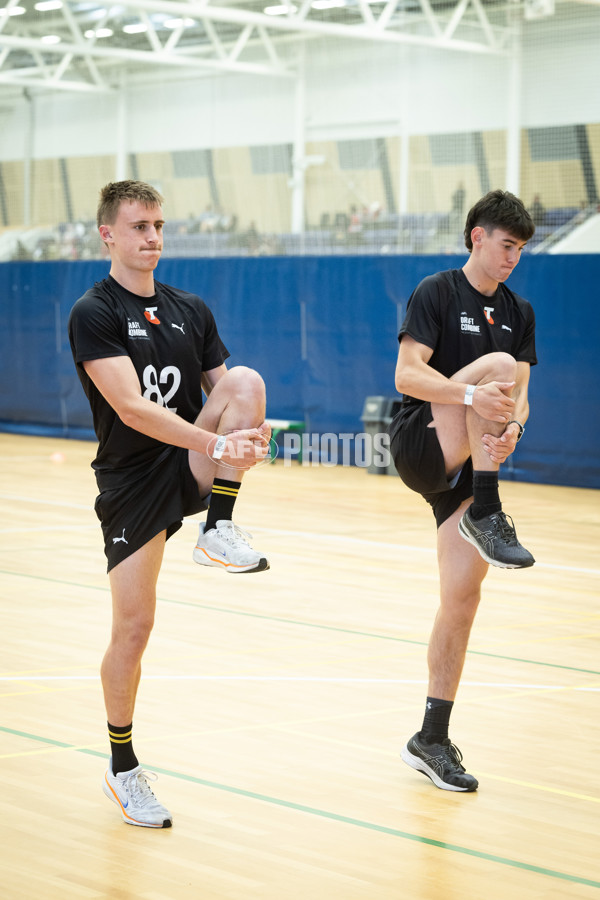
[
  {"xmin": 103, "ymin": 762, "xmax": 173, "ymax": 828},
  {"xmin": 193, "ymin": 520, "xmax": 269, "ymax": 573}
]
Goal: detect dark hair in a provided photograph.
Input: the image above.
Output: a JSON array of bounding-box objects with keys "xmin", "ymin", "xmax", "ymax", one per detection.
[
  {"xmin": 97, "ymin": 180, "xmax": 164, "ymax": 229},
  {"xmin": 463, "ymin": 189, "xmax": 535, "ymax": 251}
]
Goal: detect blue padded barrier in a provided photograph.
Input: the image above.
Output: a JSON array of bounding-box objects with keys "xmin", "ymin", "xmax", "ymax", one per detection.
[{"xmin": 1, "ymin": 253, "xmax": 599, "ymax": 488}]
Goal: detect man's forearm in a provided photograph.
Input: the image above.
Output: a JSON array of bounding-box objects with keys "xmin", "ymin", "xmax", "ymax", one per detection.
[{"xmin": 120, "ymin": 398, "xmax": 214, "ymax": 455}]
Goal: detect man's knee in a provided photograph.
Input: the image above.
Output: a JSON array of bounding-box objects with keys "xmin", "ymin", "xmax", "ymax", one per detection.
[
  {"xmin": 199, "ymin": 366, "xmax": 266, "ymax": 435},
  {"xmin": 225, "ymin": 366, "xmax": 265, "ymax": 399},
  {"xmin": 479, "ymin": 352, "xmax": 517, "ymax": 384},
  {"xmin": 439, "ymin": 587, "xmax": 482, "ymax": 630},
  {"xmin": 113, "ymin": 611, "xmax": 155, "ymax": 658}
]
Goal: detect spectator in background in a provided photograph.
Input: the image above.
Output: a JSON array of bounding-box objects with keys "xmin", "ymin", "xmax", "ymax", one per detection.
[
  {"xmin": 348, "ymin": 204, "xmax": 363, "ymax": 235},
  {"xmin": 242, "ymin": 220, "xmax": 260, "ymax": 254},
  {"xmin": 451, "ymin": 182, "xmax": 466, "ymax": 218},
  {"xmin": 529, "ymin": 195, "xmax": 546, "ymax": 227},
  {"xmin": 199, "ymin": 203, "xmax": 219, "ymax": 233},
  {"xmin": 12, "ymin": 240, "xmax": 31, "ymax": 261}
]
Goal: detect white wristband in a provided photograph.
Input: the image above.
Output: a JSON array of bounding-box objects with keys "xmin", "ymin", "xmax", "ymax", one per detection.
[
  {"xmin": 212, "ymin": 435, "xmax": 227, "ymax": 460},
  {"xmin": 464, "ymin": 384, "xmax": 476, "ymax": 406}
]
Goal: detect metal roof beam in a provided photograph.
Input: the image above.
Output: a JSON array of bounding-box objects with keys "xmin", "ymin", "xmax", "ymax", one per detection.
[
  {"xmin": 76, "ymin": 0, "xmax": 509, "ymax": 54},
  {"xmin": 0, "ymin": 33, "xmax": 296, "ymax": 77},
  {"xmin": 0, "ymin": 69, "xmax": 112, "ymax": 91}
]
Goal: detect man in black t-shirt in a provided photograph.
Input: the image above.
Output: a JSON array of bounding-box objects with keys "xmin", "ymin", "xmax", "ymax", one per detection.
[
  {"xmin": 69, "ymin": 181, "xmax": 271, "ymax": 828},
  {"xmin": 388, "ymin": 190, "xmax": 537, "ymax": 793}
]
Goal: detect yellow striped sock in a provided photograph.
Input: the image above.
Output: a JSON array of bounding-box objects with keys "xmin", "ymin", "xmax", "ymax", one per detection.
[
  {"xmin": 205, "ymin": 479, "xmax": 242, "ymax": 531},
  {"xmin": 108, "ymin": 722, "xmax": 138, "ymax": 774}
]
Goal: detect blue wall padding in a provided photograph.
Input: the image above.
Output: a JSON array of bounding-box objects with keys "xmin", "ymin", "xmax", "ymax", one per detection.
[{"xmin": 1, "ymin": 254, "xmax": 599, "ymax": 488}]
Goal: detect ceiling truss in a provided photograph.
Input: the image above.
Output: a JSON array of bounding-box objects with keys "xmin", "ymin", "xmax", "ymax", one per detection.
[{"xmin": 0, "ymin": 0, "xmax": 555, "ymax": 94}]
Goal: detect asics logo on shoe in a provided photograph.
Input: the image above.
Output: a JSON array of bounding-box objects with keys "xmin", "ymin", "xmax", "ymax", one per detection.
[
  {"xmin": 113, "ymin": 528, "xmax": 128, "ymax": 544},
  {"xmin": 171, "ymin": 322, "xmax": 185, "ymax": 334}
]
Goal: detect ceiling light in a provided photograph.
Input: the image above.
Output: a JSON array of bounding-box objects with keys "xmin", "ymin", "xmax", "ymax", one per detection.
[
  {"xmin": 312, "ymin": 0, "xmax": 345, "ymax": 7},
  {"xmin": 123, "ymin": 22, "xmax": 148, "ymax": 33},
  {"xmin": 163, "ymin": 17, "xmax": 195, "ymax": 28},
  {"xmin": 0, "ymin": 6, "xmax": 26, "ymax": 16},
  {"xmin": 41, "ymin": 34, "xmax": 61, "ymax": 43},
  {"xmin": 35, "ymin": 1, "xmax": 63, "ymax": 10},
  {"xmin": 84, "ymin": 27, "xmax": 113, "ymax": 38},
  {"xmin": 264, "ymin": 4, "xmax": 297, "ymax": 14}
]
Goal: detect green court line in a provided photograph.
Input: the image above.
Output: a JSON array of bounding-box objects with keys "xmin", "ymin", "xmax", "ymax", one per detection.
[
  {"xmin": 1, "ymin": 724, "xmax": 598, "ymax": 890},
  {"xmin": 164, "ymin": 596, "xmax": 600, "ymax": 677},
  {"xmin": 2, "ymin": 567, "xmax": 600, "ymax": 677}
]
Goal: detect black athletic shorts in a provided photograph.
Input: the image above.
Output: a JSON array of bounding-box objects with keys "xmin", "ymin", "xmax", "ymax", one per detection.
[
  {"xmin": 94, "ymin": 445, "xmax": 209, "ymax": 572},
  {"xmin": 388, "ymin": 402, "xmax": 473, "ymax": 528}
]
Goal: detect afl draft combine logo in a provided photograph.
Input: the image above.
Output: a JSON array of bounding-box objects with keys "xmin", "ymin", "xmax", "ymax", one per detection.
[
  {"xmin": 144, "ymin": 306, "xmax": 160, "ymax": 325},
  {"xmin": 460, "ymin": 312, "xmax": 480, "ymax": 334}
]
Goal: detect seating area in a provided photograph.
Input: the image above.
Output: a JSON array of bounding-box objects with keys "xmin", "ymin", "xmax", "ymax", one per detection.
[
  {"xmin": 160, "ymin": 208, "xmax": 586, "ymax": 257},
  {"xmin": 0, "ymin": 207, "xmax": 588, "ymax": 262}
]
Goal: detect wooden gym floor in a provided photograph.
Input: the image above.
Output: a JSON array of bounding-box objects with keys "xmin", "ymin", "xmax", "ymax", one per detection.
[{"xmin": 0, "ymin": 432, "xmax": 599, "ymax": 899}]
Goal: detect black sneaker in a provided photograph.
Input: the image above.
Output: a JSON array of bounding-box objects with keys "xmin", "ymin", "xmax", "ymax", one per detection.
[
  {"xmin": 458, "ymin": 508, "xmax": 535, "ymax": 569},
  {"xmin": 401, "ymin": 733, "xmax": 478, "ymax": 792}
]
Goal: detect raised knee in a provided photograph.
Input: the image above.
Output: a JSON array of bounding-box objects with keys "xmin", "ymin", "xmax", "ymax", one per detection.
[
  {"xmin": 226, "ymin": 366, "xmax": 265, "ymax": 398},
  {"xmin": 484, "ymin": 352, "xmax": 517, "ymax": 383}
]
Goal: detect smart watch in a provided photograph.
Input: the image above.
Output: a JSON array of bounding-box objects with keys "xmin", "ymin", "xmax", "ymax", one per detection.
[{"xmin": 508, "ymin": 420, "xmax": 525, "ymax": 442}]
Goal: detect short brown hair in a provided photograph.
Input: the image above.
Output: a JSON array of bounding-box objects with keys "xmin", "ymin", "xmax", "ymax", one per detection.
[
  {"xmin": 464, "ymin": 189, "xmax": 535, "ymax": 251},
  {"xmin": 97, "ymin": 180, "xmax": 164, "ymax": 229}
]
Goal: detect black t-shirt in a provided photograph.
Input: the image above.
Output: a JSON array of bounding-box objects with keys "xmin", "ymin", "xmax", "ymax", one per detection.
[
  {"xmin": 399, "ymin": 268, "xmax": 537, "ymax": 409},
  {"xmin": 68, "ymin": 275, "xmax": 229, "ymax": 483}
]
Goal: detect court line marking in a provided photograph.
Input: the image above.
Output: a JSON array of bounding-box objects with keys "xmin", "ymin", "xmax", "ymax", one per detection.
[
  {"xmin": 3, "ymin": 698, "xmax": 600, "ymax": 806},
  {"xmin": 270, "ymin": 725, "xmax": 600, "ymax": 805},
  {"xmin": 1, "ymin": 493, "xmax": 599, "ymax": 575},
  {"xmin": 164, "ymin": 596, "xmax": 600, "ymax": 676},
  {"xmin": 1, "ymin": 674, "xmax": 599, "ymax": 690},
  {"xmin": 0, "ymin": 525, "xmax": 98, "ymax": 535},
  {"xmin": 251, "ymin": 527, "xmax": 600, "ymax": 576},
  {"xmin": 0, "ymin": 493, "xmax": 92, "ymax": 511},
  {"xmin": 0, "ymin": 725, "xmax": 597, "ymax": 890},
  {"xmin": 1, "ymin": 567, "xmax": 599, "ymax": 677}
]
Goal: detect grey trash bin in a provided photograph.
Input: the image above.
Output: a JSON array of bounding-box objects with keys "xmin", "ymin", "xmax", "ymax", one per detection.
[{"xmin": 360, "ymin": 396, "xmax": 402, "ymax": 475}]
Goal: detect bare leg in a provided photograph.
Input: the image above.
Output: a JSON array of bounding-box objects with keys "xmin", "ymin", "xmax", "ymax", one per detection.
[
  {"xmin": 427, "ymin": 498, "xmax": 489, "ymax": 700},
  {"xmin": 101, "ymin": 530, "xmax": 166, "ymax": 726},
  {"xmin": 189, "ymin": 366, "xmax": 267, "ymax": 496},
  {"xmin": 400, "ymin": 497, "xmax": 485, "ymax": 791},
  {"xmin": 429, "ymin": 351, "xmax": 517, "ymax": 479},
  {"xmin": 100, "ymin": 531, "xmax": 174, "ymax": 827}
]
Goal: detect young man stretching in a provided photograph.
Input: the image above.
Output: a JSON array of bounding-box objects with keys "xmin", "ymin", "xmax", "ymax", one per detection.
[
  {"xmin": 69, "ymin": 180, "xmax": 270, "ymax": 827},
  {"xmin": 389, "ymin": 190, "xmax": 537, "ymax": 792}
]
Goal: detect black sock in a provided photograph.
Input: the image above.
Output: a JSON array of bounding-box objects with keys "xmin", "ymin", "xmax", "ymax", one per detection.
[
  {"xmin": 470, "ymin": 470, "xmax": 501, "ymax": 520},
  {"xmin": 419, "ymin": 697, "xmax": 454, "ymax": 744},
  {"xmin": 205, "ymin": 478, "xmax": 241, "ymax": 532},
  {"xmin": 108, "ymin": 722, "xmax": 138, "ymax": 775}
]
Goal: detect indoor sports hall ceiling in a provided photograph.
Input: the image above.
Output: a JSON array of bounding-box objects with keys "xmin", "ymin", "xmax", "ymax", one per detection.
[{"xmin": 0, "ymin": 0, "xmax": 596, "ymax": 94}]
